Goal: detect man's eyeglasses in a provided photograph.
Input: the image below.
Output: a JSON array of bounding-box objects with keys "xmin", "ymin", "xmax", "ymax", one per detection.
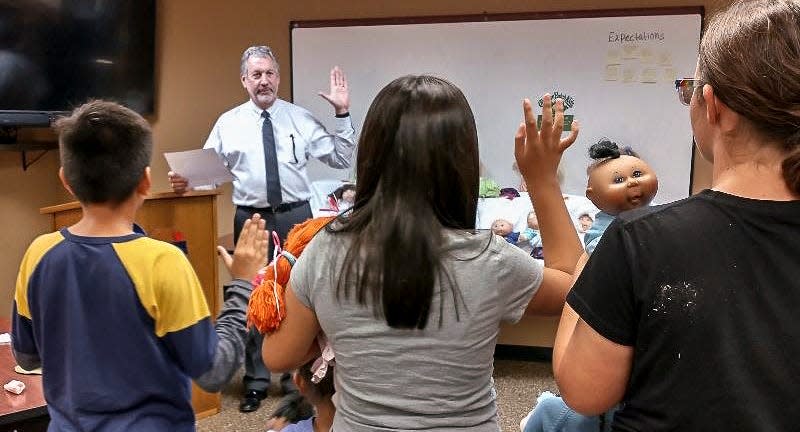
[{"xmin": 675, "ymin": 78, "xmax": 702, "ymax": 106}]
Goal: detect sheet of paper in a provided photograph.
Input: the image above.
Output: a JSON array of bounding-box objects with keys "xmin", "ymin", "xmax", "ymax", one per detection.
[
  {"xmin": 640, "ymin": 47, "xmax": 655, "ymax": 64},
  {"xmin": 663, "ymin": 67, "xmax": 678, "ymax": 83},
  {"xmin": 658, "ymin": 50, "xmax": 673, "ymax": 66},
  {"xmin": 164, "ymin": 149, "xmax": 234, "ymax": 188},
  {"xmin": 0, "ymin": 333, "xmax": 9, "ymax": 344},
  {"xmin": 622, "ymin": 45, "xmax": 640, "ymax": 60},
  {"xmin": 622, "ymin": 66, "xmax": 638, "ymax": 83},
  {"xmin": 640, "ymin": 67, "xmax": 659, "ymax": 83},
  {"xmin": 604, "ymin": 64, "xmax": 620, "ymax": 81},
  {"xmin": 606, "ymin": 49, "xmax": 621, "ymax": 65}
]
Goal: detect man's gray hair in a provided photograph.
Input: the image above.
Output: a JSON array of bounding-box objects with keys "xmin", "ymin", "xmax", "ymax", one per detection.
[{"xmin": 240, "ymin": 46, "xmax": 279, "ymax": 76}]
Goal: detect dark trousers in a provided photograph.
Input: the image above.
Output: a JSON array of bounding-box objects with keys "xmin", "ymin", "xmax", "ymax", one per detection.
[{"xmin": 234, "ymin": 202, "xmax": 312, "ymax": 393}]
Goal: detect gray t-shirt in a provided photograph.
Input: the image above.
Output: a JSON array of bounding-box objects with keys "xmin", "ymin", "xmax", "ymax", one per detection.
[{"xmin": 291, "ymin": 229, "xmax": 543, "ymax": 431}]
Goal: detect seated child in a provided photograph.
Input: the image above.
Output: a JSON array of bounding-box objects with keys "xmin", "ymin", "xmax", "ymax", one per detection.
[
  {"xmin": 583, "ymin": 139, "xmax": 658, "ymax": 254},
  {"xmin": 266, "ymin": 355, "xmax": 336, "ymax": 432}
]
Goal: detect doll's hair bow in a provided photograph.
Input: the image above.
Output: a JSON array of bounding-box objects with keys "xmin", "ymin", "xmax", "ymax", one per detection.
[{"xmin": 310, "ymin": 334, "xmax": 335, "ymax": 384}]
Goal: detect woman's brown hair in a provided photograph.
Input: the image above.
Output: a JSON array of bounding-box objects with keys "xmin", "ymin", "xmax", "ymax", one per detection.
[{"xmin": 698, "ymin": 0, "xmax": 800, "ymax": 193}]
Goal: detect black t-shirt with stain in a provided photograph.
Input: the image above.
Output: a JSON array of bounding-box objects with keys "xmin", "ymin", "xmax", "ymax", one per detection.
[{"xmin": 568, "ymin": 189, "xmax": 800, "ymax": 432}]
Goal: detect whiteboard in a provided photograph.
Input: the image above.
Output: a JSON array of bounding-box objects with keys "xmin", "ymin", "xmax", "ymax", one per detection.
[{"xmin": 291, "ymin": 10, "xmax": 702, "ymax": 204}]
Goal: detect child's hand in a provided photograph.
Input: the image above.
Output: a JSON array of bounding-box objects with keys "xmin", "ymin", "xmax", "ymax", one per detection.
[
  {"xmin": 514, "ymin": 94, "xmax": 580, "ymax": 185},
  {"xmin": 218, "ymin": 214, "xmax": 268, "ymax": 281}
]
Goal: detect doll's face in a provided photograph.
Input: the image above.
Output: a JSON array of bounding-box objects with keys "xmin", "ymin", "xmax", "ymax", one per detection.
[
  {"xmin": 491, "ymin": 219, "xmax": 513, "ymax": 236},
  {"xmin": 341, "ymin": 189, "xmax": 356, "ymax": 203},
  {"xmin": 527, "ymin": 212, "xmax": 539, "ymax": 230},
  {"xmin": 578, "ymin": 214, "xmax": 593, "ymax": 232},
  {"xmin": 586, "ymin": 155, "xmax": 658, "ymax": 215}
]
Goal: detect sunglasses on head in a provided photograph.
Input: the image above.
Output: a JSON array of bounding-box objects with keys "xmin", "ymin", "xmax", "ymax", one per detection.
[{"xmin": 675, "ymin": 78, "xmax": 703, "ymax": 106}]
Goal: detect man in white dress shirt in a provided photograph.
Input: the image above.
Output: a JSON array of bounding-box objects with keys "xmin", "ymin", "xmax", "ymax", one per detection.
[{"xmin": 168, "ymin": 45, "xmax": 355, "ymax": 413}]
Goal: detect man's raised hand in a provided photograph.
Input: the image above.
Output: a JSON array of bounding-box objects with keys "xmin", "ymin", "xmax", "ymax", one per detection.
[{"xmin": 318, "ymin": 66, "xmax": 350, "ymax": 115}]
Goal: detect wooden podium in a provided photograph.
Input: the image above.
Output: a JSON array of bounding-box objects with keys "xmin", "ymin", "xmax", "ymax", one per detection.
[{"xmin": 39, "ymin": 190, "xmax": 223, "ymax": 419}]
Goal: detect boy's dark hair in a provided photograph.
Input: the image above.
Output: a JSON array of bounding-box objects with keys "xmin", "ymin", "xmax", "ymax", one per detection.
[
  {"xmin": 587, "ymin": 138, "xmax": 638, "ymax": 174},
  {"xmin": 55, "ymin": 100, "xmax": 153, "ymax": 206}
]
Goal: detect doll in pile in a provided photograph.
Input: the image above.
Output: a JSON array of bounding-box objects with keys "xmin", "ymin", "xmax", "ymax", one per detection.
[
  {"xmin": 577, "ymin": 213, "xmax": 594, "ymax": 234},
  {"xmin": 490, "ymin": 218, "xmax": 520, "ymax": 244},
  {"xmin": 325, "ymin": 183, "xmax": 356, "ymax": 213},
  {"xmin": 521, "ymin": 211, "xmax": 544, "ymax": 259},
  {"xmin": 582, "ymin": 139, "xmax": 658, "ymax": 254},
  {"xmin": 491, "ymin": 213, "xmax": 543, "ymax": 259},
  {"xmin": 331, "ymin": 183, "xmax": 356, "ymax": 212}
]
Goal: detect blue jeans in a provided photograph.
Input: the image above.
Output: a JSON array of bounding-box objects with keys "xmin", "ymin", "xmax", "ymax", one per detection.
[{"xmin": 523, "ymin": 392, "xmax": 617, "ymax": 432}]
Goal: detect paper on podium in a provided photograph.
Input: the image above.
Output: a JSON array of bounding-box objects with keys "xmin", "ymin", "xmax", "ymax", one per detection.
[{"xmin": 164, "ymin": 149, "xmax": 234, "ymax": 188}]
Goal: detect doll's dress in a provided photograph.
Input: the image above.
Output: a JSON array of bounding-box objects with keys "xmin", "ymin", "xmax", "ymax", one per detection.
[
  {"xmin": 583, "ymin": 211, "xmax": 615, "ymax": 255},
  {"xmin": 521, "ymin": 228, "xmax": 542, "ymax": 248},
  {"xmin": 503, "ymin": 231, "xmax": 521, "ymax": 244}
]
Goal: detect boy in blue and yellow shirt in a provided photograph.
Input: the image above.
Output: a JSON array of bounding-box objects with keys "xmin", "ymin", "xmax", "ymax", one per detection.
[{"xmin": 11, "ymin": 100, "xmax": 268, "ymax": 431}]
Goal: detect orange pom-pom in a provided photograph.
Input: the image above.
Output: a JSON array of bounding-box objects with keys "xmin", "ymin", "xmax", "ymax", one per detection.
[
  {"xmin": 247, "ymin": 279, "xmax": 286, "ymax": 334},
  {"xmin": 246, "ymin": 216, "xmax": 336, "ymax": 334}
]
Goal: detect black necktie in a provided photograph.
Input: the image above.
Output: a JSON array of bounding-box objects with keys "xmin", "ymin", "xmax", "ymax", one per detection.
[{"xmin": 262, "ymin": 111, "xmax": 283, "ymax": 209}]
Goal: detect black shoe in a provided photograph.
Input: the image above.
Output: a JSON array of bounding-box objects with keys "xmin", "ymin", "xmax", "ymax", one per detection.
[{"xmin": 239, "ymin": 390, "xmax": 267, "ymax": 413}]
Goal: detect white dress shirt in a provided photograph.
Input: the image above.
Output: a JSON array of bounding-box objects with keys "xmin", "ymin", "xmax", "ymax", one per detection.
[{"xmin": 204, "ymin": 99, "xmax": 356, "ymax": 208}]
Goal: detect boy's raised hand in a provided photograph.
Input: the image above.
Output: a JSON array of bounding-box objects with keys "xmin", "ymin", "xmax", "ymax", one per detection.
[
  {"xmin": 514, "ymin": 94, "xmax": 580, "ymax": 185},
  {"xmin": 218, "ymin": 214, "xmax": 268, "ymax": 281}
]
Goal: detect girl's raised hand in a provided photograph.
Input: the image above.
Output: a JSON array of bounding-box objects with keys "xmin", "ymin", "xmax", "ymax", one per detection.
[{"xmin": 514, "ymin": 94, "xmax": 580, "ymax": 185}]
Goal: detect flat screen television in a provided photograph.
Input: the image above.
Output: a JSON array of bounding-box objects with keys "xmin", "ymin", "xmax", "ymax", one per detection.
[{"xmin": 0, "ymin": 0, "xmax": 156, "ymax": 127}]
